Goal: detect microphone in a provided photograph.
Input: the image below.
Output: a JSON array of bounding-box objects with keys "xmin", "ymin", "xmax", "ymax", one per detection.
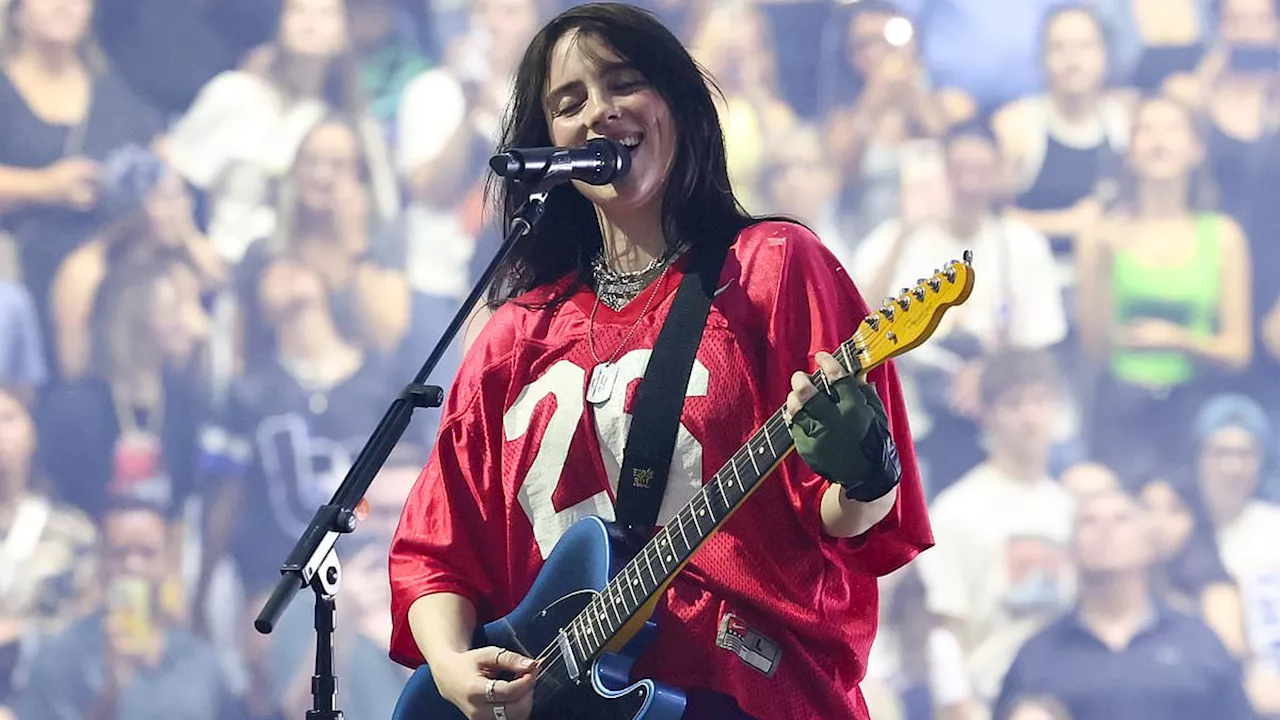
[{"xmin": 489, "ymin": 137, "xmax": 631, "ymax": 186}]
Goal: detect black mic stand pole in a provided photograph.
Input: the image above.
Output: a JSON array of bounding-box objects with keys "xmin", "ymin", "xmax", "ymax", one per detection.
[{"xmin": 253, "ymin": 173, "xmax": 560, "ymax": 720}]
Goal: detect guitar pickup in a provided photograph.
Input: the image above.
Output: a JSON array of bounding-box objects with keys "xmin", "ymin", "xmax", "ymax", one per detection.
[{"xmin": 557, "ymin": 629, "xmax": 582, "ymax": 683}]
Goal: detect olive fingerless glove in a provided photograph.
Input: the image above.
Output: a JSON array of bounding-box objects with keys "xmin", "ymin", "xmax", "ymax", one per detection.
[{"xmin": 788, "ymin": 375, "xmax": 902, "ymax": 503}]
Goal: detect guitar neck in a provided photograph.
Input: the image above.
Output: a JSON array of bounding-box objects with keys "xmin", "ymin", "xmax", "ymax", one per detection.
[{"xmin": 563, "ymin": 340, "xmax": 865, "ymax": 664}]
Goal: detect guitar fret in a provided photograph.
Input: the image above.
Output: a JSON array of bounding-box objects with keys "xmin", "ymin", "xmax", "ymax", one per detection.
[
  {"xmin": 716, "ymin": 472, "xmax": 730, "ymax": 504},
  {"xmin": 745, "ymin": 444, "xmax": 759, "ymax": 475},
  {"xmin": 675, "ymin": 512, "xmax": 691, "ymax": 550},
  {"xmin": 643, "ymin": 546, "xmax": 659, "ymax": 586},
  {"xmin": 762, "ymin": 426, "xmax": 775, "ymax": 456},
  {"xmin": 691, "ymin": 495, "xmax": 706, "ymax": 533}
]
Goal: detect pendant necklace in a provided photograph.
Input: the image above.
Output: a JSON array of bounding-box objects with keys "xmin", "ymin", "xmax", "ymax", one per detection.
[{"xmin": 586, "ymin": 262, "xmax": 672, "ymax": 404}]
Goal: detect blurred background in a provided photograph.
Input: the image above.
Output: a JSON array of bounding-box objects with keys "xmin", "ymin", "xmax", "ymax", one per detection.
[{"xmin": 0, "ymin": 0, "xmax": 1278, "ymax": 718}]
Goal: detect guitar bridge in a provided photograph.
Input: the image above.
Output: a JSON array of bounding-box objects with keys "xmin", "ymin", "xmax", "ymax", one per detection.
[{"xmin": 556, "ymin": 629, "xmax": 582, "ymax": 683}]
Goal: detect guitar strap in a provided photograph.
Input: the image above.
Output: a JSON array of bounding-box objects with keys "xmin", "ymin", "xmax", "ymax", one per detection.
[{"xmin": 613, "ymin": 241, "xmax": 729, "ymax": 546}]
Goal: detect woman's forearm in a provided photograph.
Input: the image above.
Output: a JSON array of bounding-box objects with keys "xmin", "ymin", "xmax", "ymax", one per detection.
[{"xmin": 407, "ymin": 593, "xmax": 479, "ymax": 667}]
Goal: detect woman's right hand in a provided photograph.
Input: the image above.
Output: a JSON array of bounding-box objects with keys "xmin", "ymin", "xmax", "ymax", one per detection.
[
  {"xmin": 43, "ymin": 157, "xmax": 101, "ymax": 210},
  {"xmin": 433, "ymin": 646, "xmax": 539, "ymax": 720}
]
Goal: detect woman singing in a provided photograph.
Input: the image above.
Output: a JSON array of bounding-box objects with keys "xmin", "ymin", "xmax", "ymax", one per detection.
[{"xmin": 388, "ymin": 4, "xmax": 932, "ymax": 719}]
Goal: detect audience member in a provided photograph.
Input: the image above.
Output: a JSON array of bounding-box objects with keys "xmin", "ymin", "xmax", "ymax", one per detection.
[
  {"xmin": 759, "ymin": 124, "xmax": 846, "ymax": 263},
  {"xmin": 914, "ymin": 350, "xmax": 1077, "ymax": 706},
  {"xmin": 993, "ymin": 485, "xmax": 1254, "ymax": 720},
  {"xmin": 11, "ymin": 498, "xmax": 234, "ymax": 720},
  {"xmin": 1193, "ymin": 393, "xmax": 1280, "ymax": 715},
  {"xmin": 396, "ymin": 0, "xmax": 542, "ymax": 302},
  {"xmin": 688, "ymin": 0, "xmax": 797, "ymax": 213},
  {"xmin": 37, "ymin": 252, "xmax": 211, "ymax": 522},
  {"xmin": 1093, "ymin": 0, "xmax": 1212, "ymax": 91},
  {"xmin": 995, "ymin": 3, "xmax": 1129, "ymax": 294},
  {"xmin": 0, "ymin": 0, "xmax": 164, "ymax": 377},
  {"xmin": 167, "ymin": 0, "xmax": 397, "ymax": 265},
  {"xmin": 0, "ymin": 387, "xmax": 96, "ymax": 704},
  {"xmin": 853, "ymin": 123, "xmax": 1067, "ymax": 485},
  {"xmin": 51, "ymin": 163, "xmax": 225, "ymax": 379},
  {"xmin": 236, "ymin": 116, "xmax": 409, "ymax": 367},
  {"xmin": 1138, "ymin": 468, "xmax": 1248, "ymax": 656},
  {"xmin": 1164, "ymin": 0, "xmax": 1280, "ymax": 232},
  {"xmin": 1076, "ymin": 94, "xmax": 1252, "ymax": 480},
  {"xmin": 196, "ymin": 258, "xmax": 396, "ymax": 629},
  {"xmin": 821, "ymin": 0, "xmax": 972, "ymax": 242}
]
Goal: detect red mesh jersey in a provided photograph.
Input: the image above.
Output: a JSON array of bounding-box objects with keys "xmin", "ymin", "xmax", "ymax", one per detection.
[{"xmin": 389, "ymin": 221, "xmax": 933, "ymax": 719}]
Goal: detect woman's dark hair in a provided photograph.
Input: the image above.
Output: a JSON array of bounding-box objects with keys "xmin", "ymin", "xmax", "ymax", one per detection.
[
  {"xmin": 484, "ymin": 2, "xmax": 759, "ymax": 307},
  {"xmin": 1137, "ymin": 467, "xmax": 1233, "ymax": 602}
]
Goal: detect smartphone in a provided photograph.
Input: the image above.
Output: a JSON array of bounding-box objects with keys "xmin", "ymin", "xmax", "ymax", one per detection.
[
  {"xmin": 898, "ymin": 138, "xmax": 952, "ymax": 227},
  {"xmin": 1229, "ymin": 45, "xmax": 1280, "ymax": 73},
  {"xmin": 107, "ymin": 575, "xmax": 156, "ymax": 650}
]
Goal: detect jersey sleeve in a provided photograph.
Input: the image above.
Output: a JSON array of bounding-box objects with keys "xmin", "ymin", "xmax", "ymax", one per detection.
[
  {"xmin": 387, "ymin": 309, "xmax": 521, "ymax": 668},
  {"xmin": 739, "ymin": 221, "xmax": 933, "ymax": 577}
]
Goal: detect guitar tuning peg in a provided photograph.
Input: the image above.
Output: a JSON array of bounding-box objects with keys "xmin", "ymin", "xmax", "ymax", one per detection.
[
  {"xmin": 866, "ymin": 314, "xmax": 881, "ymax": 331},
  {"xmin": 896, "ymin": 295, "xmax": 911, "ymax": 310},
  {"xmin": 945, "ymin": 266, "xmax": 957, "ymax": 282},
  {"xmin": 912, "ymin": 286, "xmax": 926, "ymax": 301},
  {"xmin": 963, "ymin": 249, "xmax": 973, "ymax": 264},
  {"xmin": 880, "ymin": 303, "xmax": 896, "ymax": 321},
  {"xmin": 928, "ymin": 277, "xmax": 942, "ymax": 292}
]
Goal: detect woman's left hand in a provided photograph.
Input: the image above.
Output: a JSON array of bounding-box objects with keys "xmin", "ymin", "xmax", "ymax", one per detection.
[{"xmin": 786, "ymin": 352, "xmax": 900, "ymax": 503}]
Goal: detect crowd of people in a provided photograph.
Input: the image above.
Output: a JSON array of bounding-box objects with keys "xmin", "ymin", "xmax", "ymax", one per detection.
[{"xmin": 0, "ymin": 0, "xmax": 1276, "ymax": 718}]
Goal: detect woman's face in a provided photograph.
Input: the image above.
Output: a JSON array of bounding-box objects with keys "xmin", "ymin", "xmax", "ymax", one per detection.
[
  {"xmin": 149, "ymin": 266, "xmax": 208, "ymax": 365},
  {"xmin": 1141, "ymin": 480, "xmax": 1195, "ymax": 559},
  {"xmin": 0, "ymin": 391, "xmax": 35, "ymax": 492},
  {"xmin": 1220, "ymin": 0, "xmax": 1280, "ymax": 46},
  {"xmin": 1199, "ymin": 425, "xmax": 1264, "ymax": 523},
  {"xmin": 1129, "ymin": 99, "xmax": 1201, "ymax": 182},
  {"xmin": 1043, "ymin": 10, "xmax": 1107, "ymax": 97},
  {"xmin": 15, "ymin": 0, "xmax": 93, "ymax": 48},
  {"xmin": 143, "ymin": 171, "xmax": 194, "ymax": 245},
  {"xmin": 295, "ymin": 122, "xmax": 362, "ymax": 212},
  {"xmin": 545, "ymin": 31, "xmax": 676, "ymax": 214},
  {"xmin": 280, "ymin": 0, "xmax": 349, "ymax": 58}
]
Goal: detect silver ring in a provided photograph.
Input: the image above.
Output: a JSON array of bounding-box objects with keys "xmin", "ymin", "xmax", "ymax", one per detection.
[
  {"xmin": 493, "ymin": 705, "xmax": 508, "ymax": 720},
  {"xmin": 485, "ymin": 678, "xmax": 498, "ymax": 703}
]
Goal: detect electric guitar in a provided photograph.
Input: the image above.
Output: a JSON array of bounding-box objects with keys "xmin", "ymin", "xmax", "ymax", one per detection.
[{"xmin": 392, "ymin": 253, "xmax": 975, "ymax": 720}]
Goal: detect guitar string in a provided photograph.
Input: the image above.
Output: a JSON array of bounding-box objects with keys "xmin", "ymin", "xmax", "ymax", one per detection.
[{"xmin": 525, "ymin": 283, "xmax": 960, "ymax": 690}]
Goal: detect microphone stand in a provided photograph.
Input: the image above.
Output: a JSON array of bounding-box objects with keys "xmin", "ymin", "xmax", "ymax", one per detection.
[{"xmin": 253, "ymin": 174, "xmax": 560, "ymax": 719}]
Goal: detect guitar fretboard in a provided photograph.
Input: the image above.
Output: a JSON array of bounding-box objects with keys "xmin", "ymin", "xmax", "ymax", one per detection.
[{"xmin": 559, "ymin": 339, "xmax": 866, "ymax": 667}]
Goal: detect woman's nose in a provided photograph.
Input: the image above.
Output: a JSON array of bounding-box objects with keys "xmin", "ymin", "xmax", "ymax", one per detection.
[{"xmin": 584, "ymin": 94, "xmax": 622, "ymax": 131}]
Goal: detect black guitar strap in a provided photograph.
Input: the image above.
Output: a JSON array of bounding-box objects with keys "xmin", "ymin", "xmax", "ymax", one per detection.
[{"xmin": 613, "ymin": 242, "xmax": 729, "ymax": 544}]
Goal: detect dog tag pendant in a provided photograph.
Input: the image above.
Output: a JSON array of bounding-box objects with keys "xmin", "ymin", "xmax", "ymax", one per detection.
[{"xmin": 587, "ymin": 362, "xmax": 618, "ymax": 404}]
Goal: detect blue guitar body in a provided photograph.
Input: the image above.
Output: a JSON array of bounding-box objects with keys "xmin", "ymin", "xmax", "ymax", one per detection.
[{"xmin": 391, "ymin": 516, "xmax": 688, "ymax": 720}]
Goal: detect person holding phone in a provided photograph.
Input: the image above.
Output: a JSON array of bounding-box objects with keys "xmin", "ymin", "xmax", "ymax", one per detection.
[
  {"xmin": 1162, "ymin": 0, "xmax": 1280, "ymax": 229},
  {"xmin": 10, "ymin": 498, "xmax": 235, "ymax": 720}
]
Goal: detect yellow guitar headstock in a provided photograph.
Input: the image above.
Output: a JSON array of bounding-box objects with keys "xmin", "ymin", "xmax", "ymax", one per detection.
[{"xmin": 843, "ymin": 251, "xmax": 975, "ymax": 373}]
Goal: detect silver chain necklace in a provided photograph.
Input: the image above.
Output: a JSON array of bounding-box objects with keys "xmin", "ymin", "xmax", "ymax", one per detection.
[{"xmin": 590, "ymin": 246, "xmax": 681, "ymax": 311}]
